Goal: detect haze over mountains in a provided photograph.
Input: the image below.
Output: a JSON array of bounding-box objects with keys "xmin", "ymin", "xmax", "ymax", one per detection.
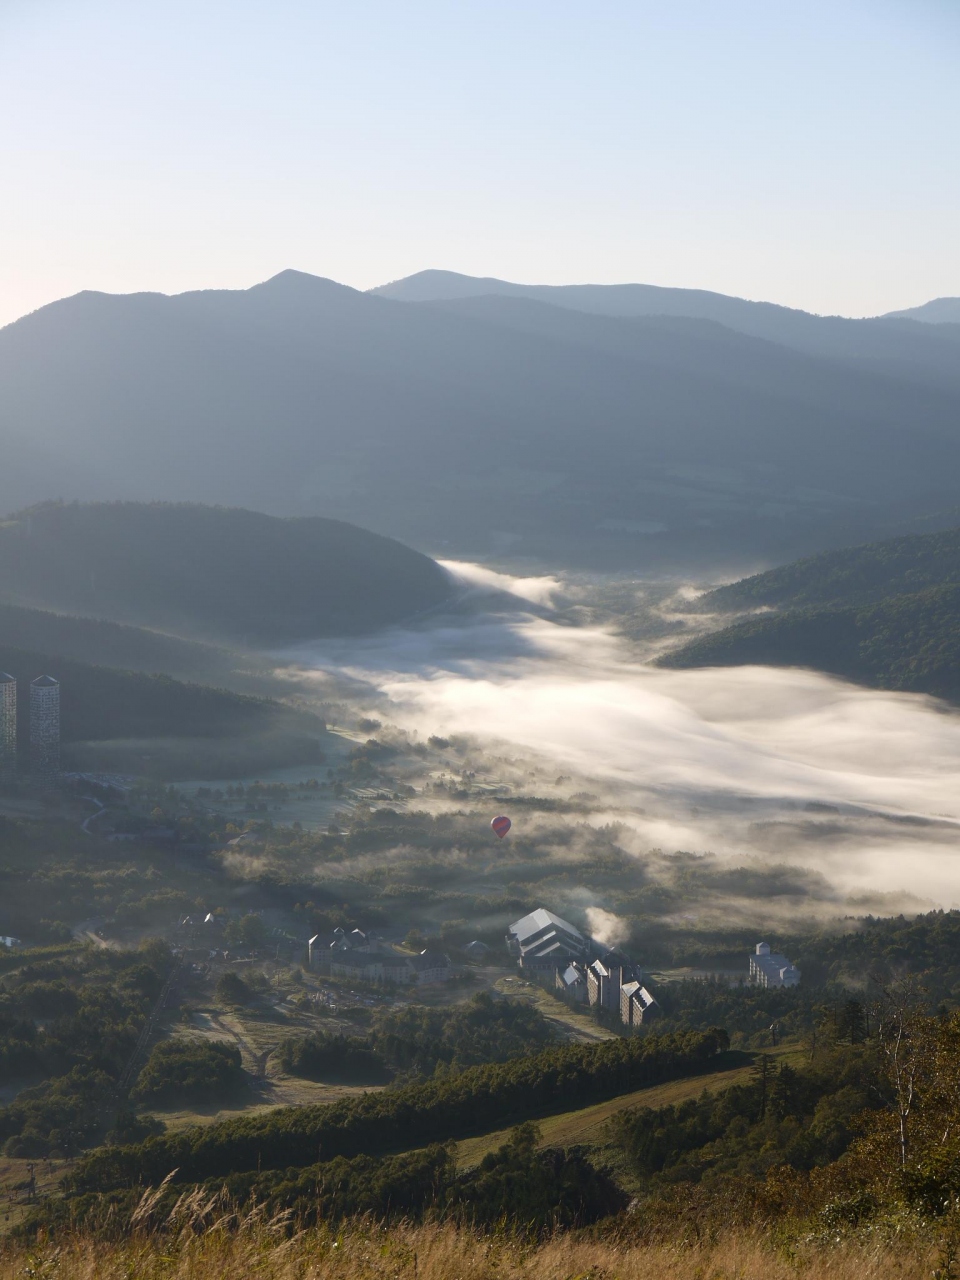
[
  {"xmin": 374, "ymin": 270, "xmax": 960, "ymax": 357},
  {"xmin": 4, "ymin": 270, "xmax": 960, "ymax": 568},
  {"xmin": 885, "ymin": 298, "xmax": 960, "ymax": 325}
]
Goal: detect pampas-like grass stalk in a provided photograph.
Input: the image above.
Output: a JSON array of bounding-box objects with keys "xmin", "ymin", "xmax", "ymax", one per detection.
[{"xmin": 0, "ymin": 1218, "xmax": 937, "ymax": 1280}]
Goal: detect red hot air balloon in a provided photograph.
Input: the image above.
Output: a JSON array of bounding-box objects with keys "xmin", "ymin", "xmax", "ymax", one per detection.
[{"xmin": 491, "ymin": 815, "xmax": 512, "ymax": 839}]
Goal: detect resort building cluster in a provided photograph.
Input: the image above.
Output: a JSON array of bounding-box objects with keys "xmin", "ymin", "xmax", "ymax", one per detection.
[
  {"xmin": 505, "ymin": 908, "xmax": 802, "ymax": 1023},
  {"xmin": 506, "ymin": 907, "xmax": 661, "ymax": 1027}
]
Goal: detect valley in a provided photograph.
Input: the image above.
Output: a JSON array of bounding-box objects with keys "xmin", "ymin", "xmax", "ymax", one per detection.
[
  {"xmin": 3, "ymin": 509, "xmax": 960, "ymax": 1263},
  {"xmin": 4, "ymin": 1, "xmax": 959, "ymax": 1270}
]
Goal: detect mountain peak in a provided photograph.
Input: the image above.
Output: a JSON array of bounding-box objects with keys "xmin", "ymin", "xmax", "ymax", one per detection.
[
  {"xmin": 883, "ymin": 297, "xmax": 960, "ymax": 325},
  {"xmin": 253, "ymin": 269, "xmax": 362, "ymax": 297},
  {"xmin": 371, "ymin": 270, "xmax": 521, "ymax": 301}
]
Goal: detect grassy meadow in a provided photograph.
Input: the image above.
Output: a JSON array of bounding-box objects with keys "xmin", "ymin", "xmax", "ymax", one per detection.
[{"xmin": 0, "ymin": 1218, "xmax": 939, "ymax": 1280}]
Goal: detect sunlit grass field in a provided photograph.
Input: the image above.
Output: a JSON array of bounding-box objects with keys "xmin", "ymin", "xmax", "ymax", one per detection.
[
  {"xmin": 0, "ymin": 1219, "xmax": 934, "ymax": 1280},
  {"xmin": 454, "ymin": 1040, "xmax": 805, "ymax": 1167}
]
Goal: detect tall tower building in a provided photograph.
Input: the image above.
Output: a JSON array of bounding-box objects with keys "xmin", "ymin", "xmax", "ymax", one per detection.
[
  {"xmin": 0, "ymin": 674, "xmax": 15, "ymax": 784},
  {"xmin": 30, "ymin": 675, "xmax": 60, "ymax": 785}
]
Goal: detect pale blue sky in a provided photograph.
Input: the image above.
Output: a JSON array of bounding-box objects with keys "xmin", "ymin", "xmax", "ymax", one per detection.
[{"xmin": 1, "ymin": 0, "xmax": 957, "ymax": 325}]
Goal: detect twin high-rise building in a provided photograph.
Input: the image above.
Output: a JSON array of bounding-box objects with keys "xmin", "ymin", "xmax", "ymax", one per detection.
[
  {"xmin": 29, "ymin": 676, "xmax": 60, "ymax": 783},
  {"xmin": 0, "ymin": 674, "xmax": 61, "ymax": 786},
  {"xmin": 0, "ymin": 674, "xmax": 15, "ymax": 784}
]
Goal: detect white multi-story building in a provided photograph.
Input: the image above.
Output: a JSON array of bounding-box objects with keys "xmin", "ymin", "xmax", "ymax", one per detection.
[
  {"xmin": 30, "ymin": 675, "xmax": 60, "ymax": 784},
  {"xmin": 0, "ymin": 674, "xmax": 15, "ymax": 783},
  {"xmin": 407, "ymin": 950, "xmax": 453, "ymax": 985},
  {"xmin": 749, "ymin": 942, "xmax": 800, "ymax": 988},
  {"xmin": 587, "ymin": 956, "xmax": 629, "ymax": 1011}
]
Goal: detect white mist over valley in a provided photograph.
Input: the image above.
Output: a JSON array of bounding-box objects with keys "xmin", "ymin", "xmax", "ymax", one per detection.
[{"xmin": 285, "ymin": 562, "xmax": 960, "ymax": 910}]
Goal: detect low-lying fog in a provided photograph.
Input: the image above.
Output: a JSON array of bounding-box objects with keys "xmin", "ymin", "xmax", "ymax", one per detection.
[{"xmin": 284, "ymin": 563, "xmax": 960, "ymax": 910}]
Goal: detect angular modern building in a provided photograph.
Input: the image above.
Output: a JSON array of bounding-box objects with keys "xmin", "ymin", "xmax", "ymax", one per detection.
[
  {"xmin": 506, "ymin": 908, "xmax": 591, "ymax": 976},
  {"xmin": 555, "ymin": 960, "xmax": 589, "ymax": 1003},
  {"xmin": 620, "ymin": 981, "xmax": 660, "ymax": 1027},
  {"xmin": 30, "ymin": 675, "xmax": 60, "ymax": 784},
  {"xmin": 587, "ymin": 955, "xmax": 632, "ymax": 1011},
  {"xmin": 0, "ymin": 673, "xmax": 15, "ymax": 783}
]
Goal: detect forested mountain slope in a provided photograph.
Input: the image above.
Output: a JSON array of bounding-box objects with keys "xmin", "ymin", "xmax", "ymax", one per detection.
[
  {"xmin": 661, "ymin": 585, "xmax": 960, "ymax": 701},
  {"xmin": 0, "ymin": 502, "xmax": 453, "ymax": 645},
  {"xmin": 4, "ymin": 272, "xmax": 960, "ymax": 566},
  {"xmin": 661, "ymin": 527, "xmax": 960, "ymax": 701},
  {"xmin": 0, "ymin": 602, "xmax": 244, "ymax": 683},
  {"xmin": 699, "ymin": 526, "xmax": 960, "ymax": 612},
  {"xmin": 885, "ymin": 297, "xmax": 960, "ymax": 324}
]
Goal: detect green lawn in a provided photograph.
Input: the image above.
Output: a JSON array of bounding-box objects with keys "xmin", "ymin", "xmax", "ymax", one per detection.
[{"xmin": 455, "ymin": 1041, "xmax": 806, "ymax": 1167}]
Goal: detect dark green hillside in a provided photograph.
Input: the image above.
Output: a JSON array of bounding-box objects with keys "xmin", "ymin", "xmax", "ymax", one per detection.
[
  {"xmin": 661, "ymin": 526, "xmax": 960, "ymax": 700},
  {"xmin": 0, "ymin": 602, "xmax": 243, "ymax": 682},
  {"xmin": 0, "ymin": 644, "xmax": 325, "ymax": 778},
  {"xmin": 661, "ymin": 584, "xmax": 960, "ymax": 701},
  {"xmin": 701, "ymin": 525, "xmax": 960, "ymax": 613},
  {"xmin": 0, "ymin": 502, "xmax": 453, "ymax": 645},
  {"xmin": 69, "ymin": 1028, "xmax": 727, "ymax": 1192}
]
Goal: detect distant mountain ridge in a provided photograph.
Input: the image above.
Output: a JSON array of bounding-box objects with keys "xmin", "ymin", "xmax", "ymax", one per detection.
[
  {"xmin": 373, "ymin": 270, "xmax": 960, "ymax": 379},
  {"xmin": 883, "ymin": 298, "xmax": 960, "ymax": 325},
  {"xmin": 4, "ymin": 271, "xmax": 960, "ymax": 567}
]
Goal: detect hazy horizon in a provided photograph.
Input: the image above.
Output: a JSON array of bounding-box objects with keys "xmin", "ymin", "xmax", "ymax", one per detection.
[{"xmin": 2, "ymin": 265, "xmax": 955, "ymax": 334}]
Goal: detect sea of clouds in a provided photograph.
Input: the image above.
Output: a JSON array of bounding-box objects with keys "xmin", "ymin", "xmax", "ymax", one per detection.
[{"xmin": 284, "ymin": 563, "xmax": 960, "ymax": 908}]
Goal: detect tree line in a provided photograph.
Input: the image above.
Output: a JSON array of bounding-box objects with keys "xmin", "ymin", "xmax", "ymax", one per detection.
[
  {"xmin": 278, "ymin": 991, "xmax": 557, "ymax": 1084},
  {"xmin": 69, "ymin": 1026, "xmax": 729, "ymax": 1193}
]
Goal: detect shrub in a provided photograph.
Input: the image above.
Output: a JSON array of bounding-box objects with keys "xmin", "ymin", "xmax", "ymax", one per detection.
[
  {"xmin": 224, "ymin": 915, "xmax": 268, "ymax": 949},
  {"xmin": 216, "ymin": 971, "xmax": 252, "ymax": 1006},
  {"xmin": 277, "ymin": 1033, "xmax": 392, "ymax": 1084},
  {"xmin": 131, "ymin": 1039, "xmax": 245, "ymax": 1107}
]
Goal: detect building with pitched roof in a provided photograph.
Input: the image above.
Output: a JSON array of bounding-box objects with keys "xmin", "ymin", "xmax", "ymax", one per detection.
[
  {"xmin": 587, "ymin": 957, "xmax": 627, "ymax": 1011},
  {"xmin": 307, "ymin": 928, "xmax": 452, "ymax": 985},
  {"xmin": 407, "ymin": 949, "xmax": 453, "ymax": 984},
  {"xmin": 620, "ymin": 980, "xmax": 660, "ymax": 1026},
  {"xmin": 506, "ymin": 908, "xmax": 591, "ymax": 975},
  {"xmin": 555, "ymin": 961, "xmax": 589, "ymax": 1003}
]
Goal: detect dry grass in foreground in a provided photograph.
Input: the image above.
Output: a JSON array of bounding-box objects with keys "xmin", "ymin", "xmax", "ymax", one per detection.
[{"xmin": 0, "ymin": 1220, "xmax": 936, "ymax": 1280}]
